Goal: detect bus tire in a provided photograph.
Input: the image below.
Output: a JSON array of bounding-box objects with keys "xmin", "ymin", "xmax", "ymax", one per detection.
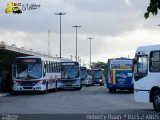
[
  {"xmin": 129, "ymin": 89, "xmax": 133, "ymax": 93},
  {"xmin": 43, "ymin": 82, "xmax": 48, "ymax": 94},
  {"xmin": 109, "ymin": 88, "xmax": 116, "ymax": 93},
  {"xmin": 109, "ymin": 88, "xmax": 113, "ymax": 93},
  {"xmin": 75, "ymin": 86, "xmax": 82, "ymax": 91},
  {"xmin": 11, "ymin": 91, "xmax": 19, "ymax": 95},
  {"xmin": 153, "ymin": 90, "xmax": 160, "ymax": 111},
  {"xmin": 54, "ymin": 80, "xmax": 58, "ymax": 92},
  {"xmin": 112, "ymin": 89, "xmax": 116, "ymax": 93}
]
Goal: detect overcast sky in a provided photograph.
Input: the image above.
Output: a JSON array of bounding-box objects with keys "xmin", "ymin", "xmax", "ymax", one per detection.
[{"xmin": 0, "ymin": 0, "xmax": 160, "ymax": 66}]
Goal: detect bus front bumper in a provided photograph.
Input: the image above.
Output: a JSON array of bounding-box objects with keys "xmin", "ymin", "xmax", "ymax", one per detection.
[{"xmin": 12, "ymin": 84, "xmax": 46, "ymax": 91}]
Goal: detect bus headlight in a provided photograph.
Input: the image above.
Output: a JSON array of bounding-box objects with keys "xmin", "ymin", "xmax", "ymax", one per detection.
[
  {"xmin": 13, "ymin": 81, "xmax": 20, "ymax": 86},
  {"xmin": 36, "ymin": 81, "xmax": 43, "ymax": 86},
  {"xmin": 74, "ymin": 80, "xmax": 80, "ymax": 85}
]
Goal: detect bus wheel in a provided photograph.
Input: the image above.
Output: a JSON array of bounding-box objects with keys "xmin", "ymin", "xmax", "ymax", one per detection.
[
  {"xmin": 109, "ymin": 88, "xmax": 113, "ymax": 93},
  {"xmin": 54, "ymin": 80, "xmax": 58, "ymax": 92},
  {"xmin": 112, "ymin": 89, "xmax": 116, "ymax": 93},
  {"xmin": 129, "ymin": 89, "xmax": 133, "ymax": 93},
  {"xmin": 75, "ymin": 86, "xmax": 82, "ymax": 91},
  {"xmin": 43, "ymin": 82, "xmax": 48, "ymax": 94},
  {"xmin": 153, "ymin": 90, "xmax": 160, "ymax": 111}
]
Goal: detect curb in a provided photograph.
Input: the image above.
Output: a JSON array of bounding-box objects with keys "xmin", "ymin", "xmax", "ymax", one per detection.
[{"xmin": 0, "ymin": 93, "xmax": 10, "ymax": 97}]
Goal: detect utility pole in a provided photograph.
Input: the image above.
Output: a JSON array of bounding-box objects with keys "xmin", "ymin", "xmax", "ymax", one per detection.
[
  {"xmin": 87, "ymin": 37, "xmax": 94, "ymax": 67},
  {"xmin": 72, "ymin": 25, "xmax": 82, "ymax": 61},
  {"xmin": 48, "ymin": 29, "xmax": 50, "ymax": 56},
  {"xmin": 55, "ymin": 12, "xmax": 67, "ymax": 58}
]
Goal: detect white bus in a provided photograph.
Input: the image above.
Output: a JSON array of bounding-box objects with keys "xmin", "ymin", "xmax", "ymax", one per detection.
[
  {"xmin": 60, "ymin": 61, "xmax": 82, "ymax": 90},
  {"xmin": 133, "ymin": 44, "xmax": 160, "ymax": 111},
  {"xmin": 80, "ymin": 67, "xmax": 92, "ymax": 87},
  {"xmin": 12, "ymin": 56, "xmax": 62, "ymax": 93}
]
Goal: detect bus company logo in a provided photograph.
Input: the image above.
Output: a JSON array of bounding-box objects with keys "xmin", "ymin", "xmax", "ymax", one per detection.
[
  {"xmin": 116, "ymin": 73, "xmax": 127, "ymax": 78},
  {"xmin": 5, "ymin": 1, "xmax": 41, "ymax": 14}
]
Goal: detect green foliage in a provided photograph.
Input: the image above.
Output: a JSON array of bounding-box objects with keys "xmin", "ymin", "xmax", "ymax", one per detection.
[
  {"xmin": 91, "ymin": 61, "xmax": 106, "ymax": 69},
  {"xmin": 91, "ymin": 61, "xmax": 107, "ymax": 77},
  {"xmin": 145, "ymin": 0, "xmax": 160, "ymax": 19}
]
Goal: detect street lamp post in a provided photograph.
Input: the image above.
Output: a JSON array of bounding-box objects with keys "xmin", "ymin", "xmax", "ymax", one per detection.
[
  {"xmin": 87, "ymin": 37, "xmax": 94, "ymax": 67},
  {"xmin": 55, "ymin": 12, "xmax": 66, "ymax": 58},
  {"xmin": 72, "ymin": 25, "xmax": 82, "ymax": 61}
]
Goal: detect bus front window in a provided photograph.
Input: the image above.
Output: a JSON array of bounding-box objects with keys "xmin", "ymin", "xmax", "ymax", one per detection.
[
  {"xmin": 93, "ymin": 70, "xmax": 102, "ymax": 79},
  {"xmin": 62, "ymin": 65, "xmax": 79, "ymax": 79},
  {"xmin": 15, "ymin": 63, "xmax": 42, "ymax": 79},
  {"xmin": 134, "ymin": 55, "xmax": 148, "ymax": 81},
  {"xmin": 80, "ymin": 69, "xmax": 87, "ymax": 79}
]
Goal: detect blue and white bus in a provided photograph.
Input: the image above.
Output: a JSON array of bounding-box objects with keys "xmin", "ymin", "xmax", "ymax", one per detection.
[
  {"xmin": 106, "ymin": 58, "xmax": 133, "ymax": 93},
  {"xmin": 12, "ymin": 56, "xmax": 61, "ymax": 93},
  {"xmin": 91, "ymin": 68, "xmax": 105, "ymax": 86},
  {"xmin": 80, "ymin": 67, "xmax": 92, "ymax": 87},
  {"xmin": 60, "ymin": 61, "xmax": 82, "ymax": 90}
]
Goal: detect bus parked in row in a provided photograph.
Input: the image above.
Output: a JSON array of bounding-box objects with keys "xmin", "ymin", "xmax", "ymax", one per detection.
[
  {"xmin": 91, "ymin": 68, "xmax": 105, "ymax": 86},
  {"xmin": 80, "ymin": 67, "xmax": 92, "ymax": 87},
  {"xmin": 106, "ymin": 58, "xmax": 133, "ymax": 93},
  {"xmin": 60, "ymin": 61, "xmax": 82, "ymax": 90},
  {"xmin": 133, "ymin": 44, "xmax": 160, "ymax": 111},
  {"xmin": 12, "ymin": 56, "xmax": 61, "ymax": 93}
]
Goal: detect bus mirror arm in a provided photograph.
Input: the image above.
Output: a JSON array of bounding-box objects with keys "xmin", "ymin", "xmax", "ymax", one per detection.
[
  {"xmin": 131, "ymin": 65, "xmax": 134, "ymax": 72},
  {"xmin": 12, "ymin": 65, "xmax": 17, "ymax": 79},
  {"xmin": 134, "ymin": 73, "xmax": 139, "ymax": 77},
  {"xmin": 43, "ymin": 72, "xmax": 46, "ymax": 76},
  {"xmin": 133, "ymin": 58, "xmax": 137, "ymax": 64}
]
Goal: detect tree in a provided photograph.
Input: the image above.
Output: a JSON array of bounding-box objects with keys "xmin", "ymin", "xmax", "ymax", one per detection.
[
  {"xmin": 91, "ymin": 61, "xmax": 106, "ymax": 70},
  {"xmin": 90, "ymin": 61, "xmax": 107, "ymax": 77},
  {"xmin": 144, "ymin": 0, "xmax": 160, "ymax": 19}
]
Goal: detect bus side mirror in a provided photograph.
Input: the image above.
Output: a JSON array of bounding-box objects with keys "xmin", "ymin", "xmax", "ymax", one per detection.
[
  {"xmin": 43, "ymin": 72, "xmax": 46, "ymax": 76},
  {"xmin": 134, "ymin": 73, "xmax": 139, "ymax": 77},
  {"xmin": 12, "ymin": 65, "xmax": 17, "ymax": 79},
  {"xmin": 133, "ymin": 58, "xmax": 137, "ymax": 64},
  {"xmin": 131, "ymin": 65, "xmax": 134, "ymax": 72}
]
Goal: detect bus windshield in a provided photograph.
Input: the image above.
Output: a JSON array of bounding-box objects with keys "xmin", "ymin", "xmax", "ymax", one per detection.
[
  {"xmin": 92, "ymin": 70, "xmax": 102, "ymax": 79},
  {"xmin": 110, "ymin": 60, "xmax": 132, "ymax": 69},
  {"xmin": 14, "ymin": 58, "xmax": 42, "ymax": 79},
  {"xmin": 61, "ymin": 64, "xmax": 79, "ymax": 79},
  {"xmin": 80, "ymin": 68, "xmax": 87, "ymax": 79}
]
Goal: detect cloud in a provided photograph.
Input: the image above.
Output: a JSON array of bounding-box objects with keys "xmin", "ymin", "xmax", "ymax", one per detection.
[
  {"xmin": 1, "ymin": 0, "xmax": 160, "ymax": 65},
  {"xmin": 124, "ymin": 0, "xmax": 132, "ymax": 6}
]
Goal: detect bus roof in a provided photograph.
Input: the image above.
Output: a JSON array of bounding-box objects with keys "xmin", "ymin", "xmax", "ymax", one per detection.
[
  {"xmin": 15, "ymin": 56, "xmax": 61, "ymax": 62},
  {"xmin": 136, "ymin": 44, "xmax": 160, "ymax": 53},
  {"xmin": 108, "ymin": 57, "xmax": 132, "ymax": 62}
]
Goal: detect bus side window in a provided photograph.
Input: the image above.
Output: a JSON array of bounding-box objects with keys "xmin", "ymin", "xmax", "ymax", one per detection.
[
  {"xmin": 53, "ymin": 62, "xmax": 55, "ymax": 72},
  {"xmin": 51, "ymin": 62, "xmax": 53, "ymax": 72},
  {"xmin": 54, "ymin": 63, "xmax": 57, "ymax": 72},
  {"xmin": 49, "ymin": 62, "xmax": 51, "ymax": 73},
  {"xmin": 57, "ymin": 63, "xmax": 60, "ymax": 72},
  {"xmin": 46, "ymin": 61, "xmax": 49, "ymax": 73},
  {"xmin": 46, "ymin": 62, "xmax": 48, "ymax": 73},
  {"xmin": 43, "ymin": 62, "xmax": 46, "ymax": 76},
  {"xmin": 150, "ymin": 51, "xmax": 160, "ymax": 72}
]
